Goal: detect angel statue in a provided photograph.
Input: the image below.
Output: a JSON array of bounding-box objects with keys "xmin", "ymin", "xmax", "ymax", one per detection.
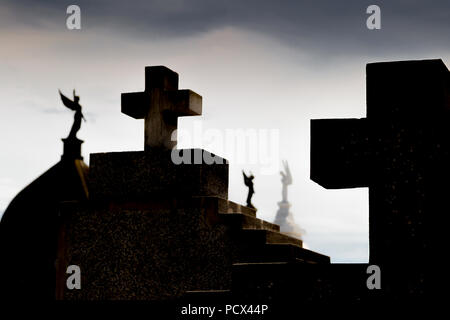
[
  {"xmin": 242, "ymin": 170, "xmax": 255, "ymax": 209},
  {"xmin": 59, "ymin": 89, "xmax": 86, "ymax": 140},
  {"xmin": 280, "ymin": 160, "xmax": 292, "ymax": 203}
]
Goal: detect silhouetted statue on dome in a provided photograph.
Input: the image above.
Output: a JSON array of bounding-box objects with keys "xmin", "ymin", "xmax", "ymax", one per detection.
[{"xmin": 59, "ymin": 89, "xmax": 85, "ymax": 140}]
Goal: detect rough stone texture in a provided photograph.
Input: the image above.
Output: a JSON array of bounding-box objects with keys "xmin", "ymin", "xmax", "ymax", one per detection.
[
  {"xmin": 121, "ymin": 66, "xmax": 202, "ymax": 149},
  {"xmin": 311, "ymin": 59, "xmax": 450, "ymax": 299},
  {"xmin": 89, "ymin": 149, "xmax": 228, "ymax": 200},
  {"xmin": 54, "ymin": 125, "xmax": 327, "ymax": 301},
  {"xmin": 56, "ymin": 196, "xmax": 328, "ymax": 300},
  {"xmin": 57, "ymin": 198, "xmax": 236, "ymax": 300}
]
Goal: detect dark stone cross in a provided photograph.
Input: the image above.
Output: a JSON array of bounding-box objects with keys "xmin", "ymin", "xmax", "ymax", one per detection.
[
  {"xmin": 121, "ymin": 66, "xmax": 202, "ymax": 150},
  {"xmin": 311, "ymin": 59, "xmax": 450, "ymax": 298}
]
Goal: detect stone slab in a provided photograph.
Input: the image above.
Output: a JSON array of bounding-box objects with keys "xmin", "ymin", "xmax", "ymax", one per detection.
[
  {"xmin": 89, "ymin": 149, "xmax": 228, "ymax": 200},
  {"xmin": 219, "ymin": 213, "xmax": 280, "ymax": 232},
  {"xmin": 239, "ymin": 229, "xmax": 303, "ymax": 247},
  {"xmin": 57, "ymin": 197, "xmax": 235, "ymax": 300}
]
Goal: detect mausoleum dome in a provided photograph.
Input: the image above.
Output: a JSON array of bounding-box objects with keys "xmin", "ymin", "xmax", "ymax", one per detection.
[{"xmin": 0, "ymin": 138, "xmax": 89, "ymax": 299}]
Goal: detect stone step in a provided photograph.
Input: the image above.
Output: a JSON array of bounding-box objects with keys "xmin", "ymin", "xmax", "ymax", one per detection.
[
  {"xmin": 219, "ymin": 213, "xmax": 280, "ymax": 232},
  {"xmin": 236, "ymin": 244, "xmax": 330, "ymax": 264},
  {"xmin": 235, "ymin": 243, "xmax": 330, "ymax": 264},
  {"xmin": 192, "ymin": 196, "xmax": 257, "ymax": 217},
  {"xmin": 216, "ymin": 198, "xmax": 257, "ymax": 217},
  {"xmin": 181, "ymin": 290, "xmax": 232, "ymax": 304},
  {"xmin": 231, "ymin": 261, "xmax": 322, "ymax": 287},
  {"xmin": 185, "ymin": 289, "xmax": 231, "ymax": 294},
  {"xmin": 238, "ymin": 229, "xmax": 303, "ymax": 247},
  {"xmin": 230, "ymin": 261, "xmax": 329, "ymax": 303},
  {"xmin": 231, "ymin": 263, "xmax": 374, "ymax": 305}
]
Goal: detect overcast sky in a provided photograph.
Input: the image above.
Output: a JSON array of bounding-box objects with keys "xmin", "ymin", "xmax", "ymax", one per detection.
[{"xmin": 1, "ymin": 0, "xmax": 449, "ymax": 262}]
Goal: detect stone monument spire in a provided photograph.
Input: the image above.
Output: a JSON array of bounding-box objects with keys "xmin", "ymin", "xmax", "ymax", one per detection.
[{"xmin": 273, "ymin": 160, "xmax": 304, "ymax": 239}]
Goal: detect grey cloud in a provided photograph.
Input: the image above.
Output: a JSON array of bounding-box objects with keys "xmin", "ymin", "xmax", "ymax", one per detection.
[
  {"xmin": 3, "ymin": 0, "xmax": 450, "ymax": 57},
  {"xmin": 41, "ymin": 108, "xmax": 65, "ymax": 114}
]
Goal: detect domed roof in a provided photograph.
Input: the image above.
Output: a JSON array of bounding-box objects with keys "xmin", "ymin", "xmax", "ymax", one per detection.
[{"xmin": 0, "ymin": 138, "xmax": 88, "ymax": 300}]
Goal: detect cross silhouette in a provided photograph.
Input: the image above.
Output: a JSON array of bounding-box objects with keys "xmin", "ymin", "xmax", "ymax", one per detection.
[
  {"xmin": 311, "ymin": 59, "xmax": 450, "ymax": 296},
  {"xmin": 121, "ymin": 66, "xmax": 202, "ymax": 150}
]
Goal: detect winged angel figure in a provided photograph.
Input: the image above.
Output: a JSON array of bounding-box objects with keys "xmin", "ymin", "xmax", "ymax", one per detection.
[
  {"xmin": 280, "ymin": 160, "xmax": 292, "ymax": 202},
  {"xmin": 242, "ymin": 170, "xmax": 255, "ymax": 209},
  {"xmin": 59, "ymin": 89, "xmax": 85, "ymax": 140}
]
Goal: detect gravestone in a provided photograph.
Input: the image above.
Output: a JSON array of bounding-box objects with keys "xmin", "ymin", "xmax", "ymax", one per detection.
[
  {"xmin": 56, "ymin": 66, "xmax": 328, "ymax": 300},
  {"xmin": 122, "ymin": 66, "xmax": 202, "ymax": 150},
  {"xmin": 311, "ymin": 59, "xmax": 450, "ymax": 299},
  {"xmin": 91, "ymin": 66, "xmax": 227, "ymax": 200}
]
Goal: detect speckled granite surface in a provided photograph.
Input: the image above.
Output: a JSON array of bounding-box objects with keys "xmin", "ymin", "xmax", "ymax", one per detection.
[
  {"xmin": 58, "ymin": 198, "xmax": 237, "ymax": 300},
  {"xmin": 89, "ymin": 149, "xmax": 228, "ymax": 201},
  {"xmin": 56, "ymin": 148, "xmax": 327, "ymax": 301}
]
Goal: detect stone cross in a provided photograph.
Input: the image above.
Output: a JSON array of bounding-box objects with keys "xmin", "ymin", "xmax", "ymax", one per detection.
[
  {"xmin": 121, "ymin": 66, "xmax": 202, "ymax": 150},
  {"xmin": 310, "ymin": 59, "xmax": 450, "ymax": 297}
]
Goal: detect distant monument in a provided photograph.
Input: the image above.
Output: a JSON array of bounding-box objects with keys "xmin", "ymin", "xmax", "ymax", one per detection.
[
  {"xmin": 274, "ymin": 160, "xmax": 304, "ymax": 239},
  {"xmin": 53, "ymin": 66, "xmax": 325, "ymax": 301},
  {"xmin": 242, "ymin": 170, "xmax": 255, "ymax": 209}
]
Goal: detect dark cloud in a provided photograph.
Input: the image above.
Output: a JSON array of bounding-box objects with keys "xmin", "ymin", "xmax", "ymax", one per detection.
[{"xmin": 3, "ymin": 0, "xmax": 450, "ymax": 56}]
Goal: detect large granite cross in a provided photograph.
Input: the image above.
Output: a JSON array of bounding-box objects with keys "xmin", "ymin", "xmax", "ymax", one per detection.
[
  {"xmin": 311, "ymin": 59, "xmax": 450, "ymax": 297},
  {"xmin": 122, "ymin": 66, "xmax": 202, "ymax": 150}
]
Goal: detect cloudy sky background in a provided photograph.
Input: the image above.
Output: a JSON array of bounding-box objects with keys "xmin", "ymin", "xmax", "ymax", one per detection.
[{"xmin": 1, "ymin": 0, "xmax": 449, "ymax": 262}]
